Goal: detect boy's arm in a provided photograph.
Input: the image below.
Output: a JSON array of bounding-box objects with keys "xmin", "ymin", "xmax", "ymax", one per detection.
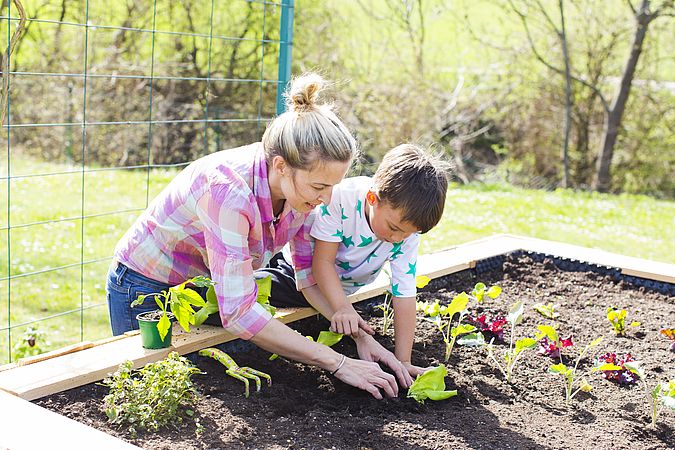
[
  {"xmin": 312, "ymin": 239, "xmax": 374, "ymax": 337},
  {"xmin": 392, "ymin": 296, "xmax": 430, "ymax": 378}
]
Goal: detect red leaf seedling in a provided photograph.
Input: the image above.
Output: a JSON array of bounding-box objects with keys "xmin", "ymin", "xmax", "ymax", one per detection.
[
  {"xmin": 536, "ymin": 324, "xmax": 574, "ymax": 363},
  {"xmin": 596, "ymin": 353, "xmax": 639, "ymax": 385}
]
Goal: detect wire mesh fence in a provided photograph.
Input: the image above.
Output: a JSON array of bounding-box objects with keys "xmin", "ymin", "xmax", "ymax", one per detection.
[{"xmin": 0, "ymin": 0, "xmax": 293, "ymax": 364}]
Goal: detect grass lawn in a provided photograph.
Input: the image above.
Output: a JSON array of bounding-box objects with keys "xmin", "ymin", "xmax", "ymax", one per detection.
[{"xmin": 1, "ymin": 157, "xmax": 674, "ymax": 364}]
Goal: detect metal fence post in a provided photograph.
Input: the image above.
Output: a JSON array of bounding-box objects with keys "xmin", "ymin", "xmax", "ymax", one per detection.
[{"xmin": 276, "ymin": 0, "xmax": 295, "ymax": 116}]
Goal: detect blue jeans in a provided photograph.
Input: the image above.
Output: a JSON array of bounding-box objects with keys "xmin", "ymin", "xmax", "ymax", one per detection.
[{"xmin": 106, "ymin": 262, "xmax": 211, "ymax": 336}]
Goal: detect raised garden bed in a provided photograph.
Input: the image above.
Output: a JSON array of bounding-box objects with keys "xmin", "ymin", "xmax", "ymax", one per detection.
[{"xmin": 34, "ymin": 253, "xmax": 675, "ymax": 449}]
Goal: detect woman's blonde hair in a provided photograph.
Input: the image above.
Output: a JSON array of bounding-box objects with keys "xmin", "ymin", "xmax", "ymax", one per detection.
[{"xmin": 262, "ymin": 73, "xmax": 358, "ymax": 170}]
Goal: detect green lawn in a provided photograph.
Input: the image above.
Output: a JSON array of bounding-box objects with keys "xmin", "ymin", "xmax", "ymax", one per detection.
[{"xmin": 1, "ymin": 158, "xmax": 674, "ymax": 364}]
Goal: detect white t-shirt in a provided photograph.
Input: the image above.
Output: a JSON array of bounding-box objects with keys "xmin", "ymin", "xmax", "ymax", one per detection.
[{"xmin": 309, "ymin": 176, "xmax": 420, "ymax": 296}]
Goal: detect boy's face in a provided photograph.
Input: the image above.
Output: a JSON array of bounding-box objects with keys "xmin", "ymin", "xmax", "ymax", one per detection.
[{"xmin": 365, "ymin": 190, "xmax": 419, "ymax": 243}]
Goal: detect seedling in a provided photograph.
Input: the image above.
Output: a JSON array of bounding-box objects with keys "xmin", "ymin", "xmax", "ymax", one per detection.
[
  {"xmin": 596, "ymin": 352, "xmax": 639, "ymax": 385},
  {"xmin": 471, "ymin": 282, "xmax": 502, "ymax": 303},
  {"xmin": 12, "ymin": 325, "xmax": 47, "ymax": 360},
  {"xmin": 131, "ymin": 275, "xmax": 216, "ymax": 341},
  {"xmin": 533, "ymin": 302, "xmax": 559, "ymax": 319},
  {"xmin": 407, "ymin": 365, "xmax": 458, "ymax": 404},
  {"xmin": 380, "ymin": 275, "xmax": 431, "ymax": 333},
  {"xmin": 649, "ymin": 379, "xmax": 675, "ymax": 427},
  {"xmin": 199, "ymin": 347, "xmax": 271, "ymax": 398},
  {"xmin": 548, "ymin": 336, "xmax": 604, "ymax": 405},
  {"xmin": 536, "ymin": 324, "xmax": 573, "ymax": 362},
  {"xmin": 102, "ymin": 352, "xmax": 202, "ymax": 435},
  {"xmin": 606, "ymin": 307, "xmax": 640, "ymax": 336},
  {"xmin": 424, "ymin": 292, "xmax": 475, "ymax": 361},
  {"xmin": 484, "ymin": 301, "xmax": 537, "ymax": 383}
]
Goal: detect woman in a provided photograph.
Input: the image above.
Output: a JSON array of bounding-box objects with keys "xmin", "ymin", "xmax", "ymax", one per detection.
[{"xmin": 107, "ymin": 73, "xmax": 407, "ymax": 399}]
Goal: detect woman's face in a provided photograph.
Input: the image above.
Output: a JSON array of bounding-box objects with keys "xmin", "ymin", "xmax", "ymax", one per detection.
[{"xmin": 281, "ymin": 159, "xmax": 351, "ymax": 213}]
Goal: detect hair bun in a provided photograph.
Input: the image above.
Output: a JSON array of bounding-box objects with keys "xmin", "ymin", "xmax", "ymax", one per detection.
[{"xmin": 284, "ymin": 73, "xmax": 326, "ymax": 113}]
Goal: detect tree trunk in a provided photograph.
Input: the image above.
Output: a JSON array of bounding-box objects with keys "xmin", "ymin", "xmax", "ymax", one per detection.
[
  {"xmin": 592, "ymin": 0, "xmax": 653, "ymax": 192},
  {"xmin": 559, "ymin": 0, "xmax": 572, "ymax": 188}
]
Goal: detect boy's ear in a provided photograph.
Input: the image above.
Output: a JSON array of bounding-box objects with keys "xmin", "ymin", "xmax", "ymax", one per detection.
[{"xmin": 366, "ymin": 190, "xmax": 379, "ymax": 206}]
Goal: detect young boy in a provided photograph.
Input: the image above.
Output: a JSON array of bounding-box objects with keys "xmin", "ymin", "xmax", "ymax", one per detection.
[{"xmin": 259, "ymin": 144, "xmax": 448, "ymax": 381}]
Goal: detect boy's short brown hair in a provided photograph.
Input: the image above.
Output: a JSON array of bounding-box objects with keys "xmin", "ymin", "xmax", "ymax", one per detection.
[{"xmin": 372, "ymin": 144, "xmax": 449, "ymax": 233}]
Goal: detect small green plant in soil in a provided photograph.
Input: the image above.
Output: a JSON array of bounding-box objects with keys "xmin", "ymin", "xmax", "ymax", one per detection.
[
  {"xmin": 199, "ymin": 348, "xmax": 271, "ymax": 398},
  {"xmin": 484, "ymin": 301, "xmax": 537, "ymax": 383},
  {"xmin": 536, "ymin": 324, "xmax": 574, "ymax": 362},
  {"xmin": 420, "ymin": 292, "xmax": 474, "ymax": 361},
  {"xmin": 131, "ymin": 275, "xmax": 216, "ymax": 341},
  {"xmin": 533, "ymin": 302, "xmax": 559, "ymax": 319},
  {"xmin": 407, "ymin": 365, "xmax": 458, "ymax": 404},
  {"xmin": 102, "ymin": 352, "xmax": 202, "ymax": 436},
  {"xmin": 379, "ymin": 275, "xmax": 431, "ymax": 334},
  {"xmin": 606, "ymin": 306, "xmax": 640, "ymax": 336},
  {"xmin": 548, "ymin": 336, "xmax": 604, "ymax": 406},
  {"xmin": 12, "ymin": 325, "xmax": 47, "ymax": 360},
  {"xmin": 649, "ymin": 379, "xmax": 675, "ymax": 427},
  {"xmin": 471, "ymin": 282, "xmax": 502, "ymax": 303},
  {"xmin": 596, "ymin": 352, "xmax": 640, "ymax": 385}
]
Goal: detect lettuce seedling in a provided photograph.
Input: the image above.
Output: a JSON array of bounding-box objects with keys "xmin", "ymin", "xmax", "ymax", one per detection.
[
  {"xmin": 536, "ymin": 325, "xmax": 573, "ymax": 362},
  {"xmin": 466, "ymin": 314, "xmax": 508, "ymax": 342},
  {"xmin": 407, "ymin": 365, "xmax": 458, "ymax": 404},
  {"xmin": 131, "ymin": 275, "xmax": 216, "ymax": 340},
  {"xmin": 649, "ymin": 379, "xmax": 675, "ymax": 427},
  {"xmin": 533, "ymin": 302, "xmax": 559, "ymax": 319},
  {"xmin": 596, "ymin": 353, "xmax": 639, "ymax": 385},
  {"xmin": 471, "ymin": 282, "xmax": 502, "ymax": 303},
  {"xmin": 606, "ymin": 307, "xmax": 640, "ymax": 336},
  {"xmin": 484, "ymin": 301, "xmax": 537, "ymax": 383},
  {"xmin": 548, "ymin": 336, "xmax": 604, "ymax": 405}
]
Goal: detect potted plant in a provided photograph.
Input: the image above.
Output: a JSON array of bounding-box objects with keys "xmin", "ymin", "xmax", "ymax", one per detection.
[{"xmin": 131, "ymin": 276, "xmax": 216, "ymax": 349}]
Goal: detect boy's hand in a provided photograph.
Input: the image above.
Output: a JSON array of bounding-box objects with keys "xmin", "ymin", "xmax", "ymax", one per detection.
[
  {"xmin": 331, "ymin": 305, "xmax": 375, "ymax": 337},
  {"xmin": 353, "ymin": 333, "xmax": 413, "ymax": 388},
  {"xmin": 400, "ymin": 361, "xmax": 432, "ymax": 379}
]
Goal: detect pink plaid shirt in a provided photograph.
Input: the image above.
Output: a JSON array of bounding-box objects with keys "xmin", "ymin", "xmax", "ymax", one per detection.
[{"xmin": 114, "ymin": 143, "xmax": 313, "ymax": 339}]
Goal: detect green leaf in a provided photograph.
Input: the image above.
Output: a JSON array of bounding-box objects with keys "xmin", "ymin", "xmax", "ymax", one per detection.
[
  {"xmin": 446, "ymin": 292, "xmax": 469, "ymax": 317},
  {"xmin": 450, "ymin": 324, "xmax": 477, "ymax": 338},
  {"xmin": 254, "ymin": 276, "xmax": 276, "ymax": 316},
  {"xmin": 548, "ymin": 363, "xmax": 569, "ymax": 375},
  {"xmin": 268, "ymin": 353, "xmax": 279, "ymax": 361},
  {"xmin": 588, "ymin": 336, "xmax": 604, "ymax": 348},
  {"xmin": 130, "ymin": 294, "xmax": 148, "ymax": 308},
  {"xmin": 593, "ymin": 363, "xmax": 623, "ymax": 372},
  {"xmin": 515, "ymin": 337, "xmax": 537, "ymax": 352},
  {"xmin": 623, "ymin": 361, "xmax": 645, "ymax": 380},
  {"xmin": 507, "ymin": 301, "xmax": 524, "ymax": 326},
  {"xmin": 407, "ymin": 365, "xmax": 456, "ymax": 404},
  {"xmin": 536, "ymin": 324, "xmax": 559, "ymax": 343},
  {"xmin": 316, "ymin": 331, "xmax": 344, "ymax": 347},
  {"xmin": 533, "ymin": 302, "xmax": 558, "ymax": 319},
  {"xmin": 176, "ymin": 288, "xmax": 206, "ymax": 308},
  {"xmin": 415, "ymin": 275, "xmax": 431, "ymax": 289},
  {"xmin": 457, "ymin": 332, "xmax": 486, "ymax": 347},
  {"xmin": 157, "ymin": 314, "xmax": 171, "ymax": 341},
  {"xmin": 487, "ymin": 285, "xmax": 502, "ymax": 299},
  {"xmin": 193, "ymin": 286, "xmax": 220, "ymax": 327},
  {"xmin": 472, "ymin": 283, "xmax": 486, "ymax": 303},
  {"xmin": 187, "ymin": 276, "xmax": 215, "ymax": 288}
]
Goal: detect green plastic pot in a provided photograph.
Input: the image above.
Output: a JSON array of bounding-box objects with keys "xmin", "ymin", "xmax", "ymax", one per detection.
[{"xmin": 136, "ymin": 310, "xmax": 173, "ymax": 349}]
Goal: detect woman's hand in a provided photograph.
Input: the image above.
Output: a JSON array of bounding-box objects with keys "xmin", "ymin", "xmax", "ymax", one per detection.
[
  {"xmin": 331, "ymin": 357, "xmax": 399, "ymax": 400},
  {"xmin": 353, "ymin": 333, "xmax": 414, "ymax": 388},
  {"xmin": 330, "ymin": 304, "xmax": 375, "ymax": 338},
  {"xmin": 400, "ymin": 361, "xmax": 432, "ymax": 379}
]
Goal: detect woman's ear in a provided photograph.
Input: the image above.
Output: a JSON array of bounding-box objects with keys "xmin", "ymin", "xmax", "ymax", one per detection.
[
  {"xmin": 272, "ymin": 156, "xmax": 288, "ymax": 176},
  {"xmin": 366, "ymin": 190, "xmax": 379, "ymax": 206}
]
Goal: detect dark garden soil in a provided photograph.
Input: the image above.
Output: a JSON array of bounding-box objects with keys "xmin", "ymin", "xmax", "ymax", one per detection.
[{"xmin": 36, "ymin": 255, "xmax": 675, "ymax": 450}]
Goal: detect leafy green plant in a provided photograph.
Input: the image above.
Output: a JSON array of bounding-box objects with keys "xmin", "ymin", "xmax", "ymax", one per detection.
[
  {"xmin": 407, "ymin": 365, "xmax": 458, "ymax": 404},
  {"xmin": 548, "ymin": 336, "xmax": 604, "ymax": 405},
  {"xmin": 12, "ymin": 325, "xmax": 47, "ymax": 360},
  {"xmin": 484, "ymin": 301, "xmax": 537, "ymax": 383},
  {"xmin": 131, "ymin": 276, "xmax": 216, "ymax": 341},
  {"xmin": 533, "ymin": 302, "xmax": 559, "ymax": 319},
  {"xmin": 379, "ymin": 275, "xmax": 430, "ymax": 334},
  {"xmin": 102, "ymin": 352, "xmax": 203, "ymax": 436},
  {"xmin": 606, "ymin": 306, "xmax": 640, "ymax": 336},
  {"xmin": 471, "ymin": 282, "xmax": 502, "ymax": 303},
  {"xmin": 616, "ymin": 361, "xmax": 675, "ymax": 427},
  {"xmin": 421, "ymin": 292, "xmax": 475, "ymax": 361}
]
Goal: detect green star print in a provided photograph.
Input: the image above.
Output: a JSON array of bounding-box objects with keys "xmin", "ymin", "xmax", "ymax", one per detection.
[
  {"xmin": 366, "ymin": 251, "xmax": 378, "ymax": 263},
  {"xmin": 332, "ymin": 229, "xmax": 344, "ymax": 238},
  {"xmin": 406, "ymin": 261, "xmax": 417, "ymax": 276},
  {"xmin": 337, "ymin": 260, "xmax": 352, "ymax": 271},
  {"xmin": 341, "ymin": 206, "xmax": 348, "ymax": 220},
  {"xmin": 390, "ymin": 241, "xmax": 404, "ymax": 260},
  {"xmin": 342, "ymin": 235, "xmax": 354, "ymax": 248},
  {"xmin": 391, "ymin": 283, "xmax": 402, "ymax": 296},
  {"xmin": 320, "ymin": 205, "xmax": 330, "ymax": 216},
  {"xmin": 356, "ymin": 199, "xmax": 362, "ymax": 218},
  {"xmin": 357, "ymin": 235, "xmax": 373, "ymax": 247}
]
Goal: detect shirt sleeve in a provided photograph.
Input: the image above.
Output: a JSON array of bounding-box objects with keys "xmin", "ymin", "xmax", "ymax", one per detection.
[
  {"xmin": 389, "ymin": 233, "xmax": 420, "ymax": 298},
  {"xmin": 195, "ymin": 182, "xmax": 272, "ymax": 340},
  {"xmin": 289, "ymin": 211, "xmax": 316, "ymax": 290},
  {"xmin": 310, "ymin": 192, "xmax": 344, "ymax": 243}
]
